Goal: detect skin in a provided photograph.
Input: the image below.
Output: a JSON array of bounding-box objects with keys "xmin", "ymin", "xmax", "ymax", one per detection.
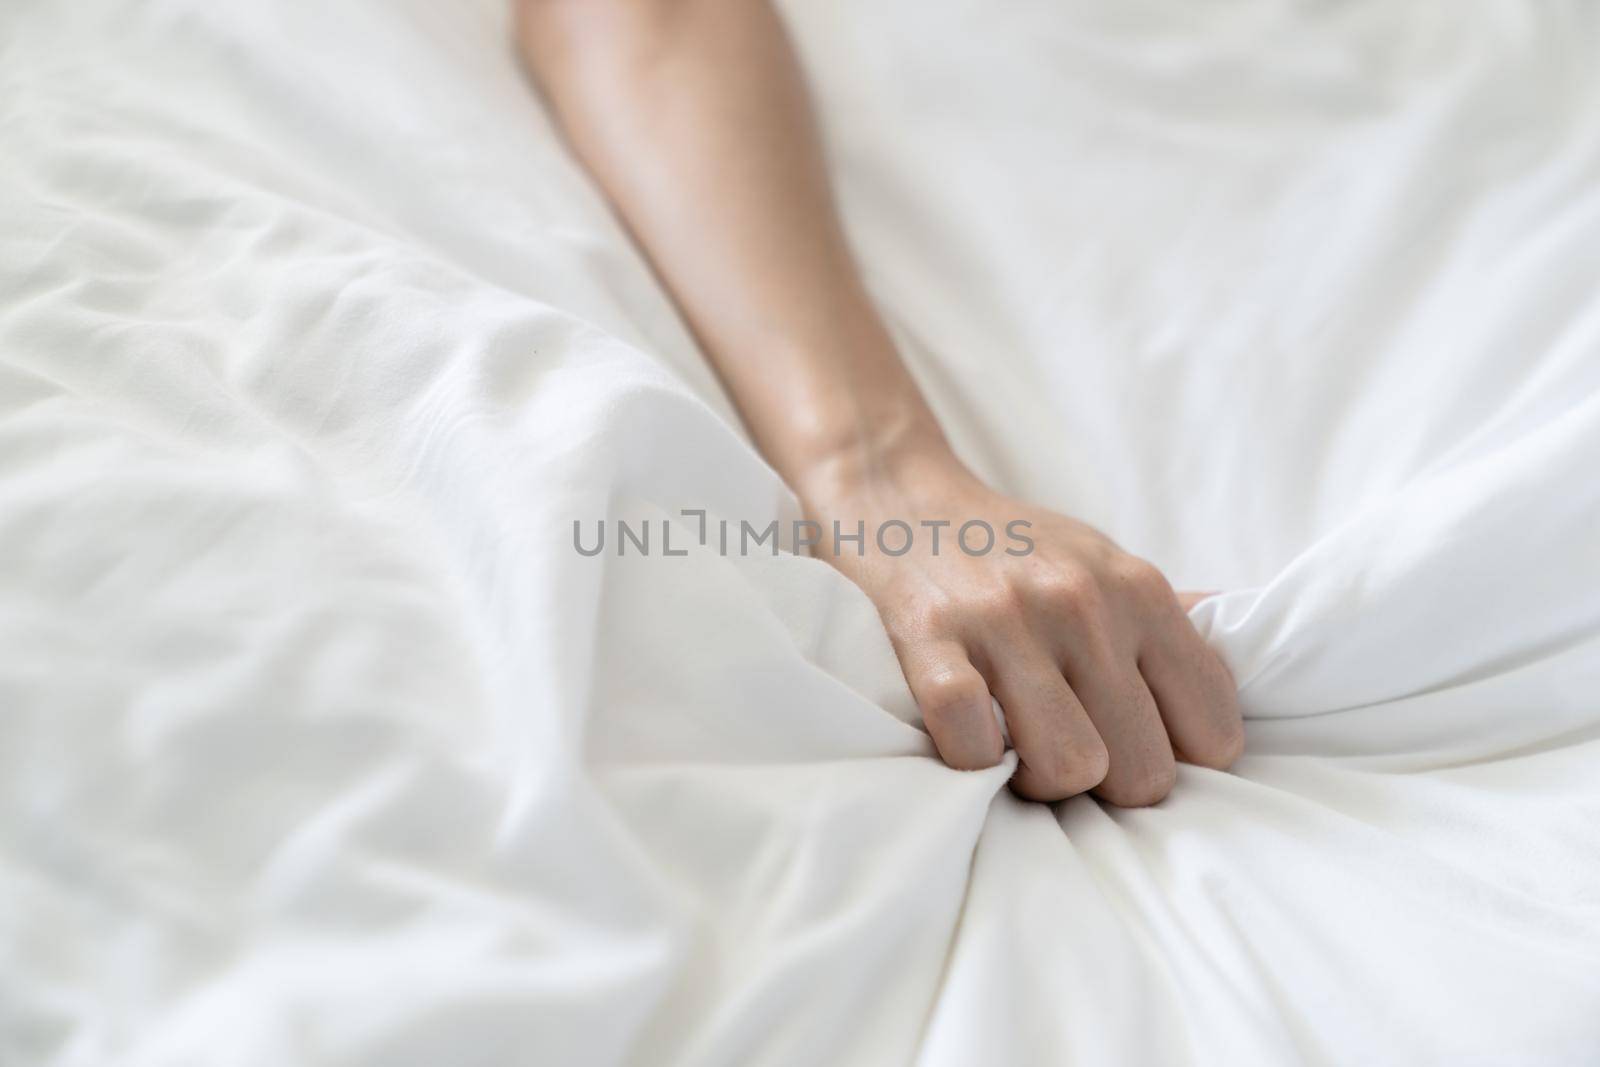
[{"xmin": 516, "ymin": 0, "xmax": 1243, "ymax": 805}]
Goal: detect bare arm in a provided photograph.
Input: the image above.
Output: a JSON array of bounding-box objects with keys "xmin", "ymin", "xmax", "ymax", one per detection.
[
  {"xmin": 516, "ymin": 0, "xmax": 1242, "ymax": 804},
  {"xmin": 515, "ymin": 0, "xmax": 935, "ymax": 486}
]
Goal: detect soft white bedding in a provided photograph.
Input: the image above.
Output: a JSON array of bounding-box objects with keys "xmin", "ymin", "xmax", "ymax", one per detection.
[{"xmin": 3, "ymin": 0, "xmax": 1599, "ymax": 1063}]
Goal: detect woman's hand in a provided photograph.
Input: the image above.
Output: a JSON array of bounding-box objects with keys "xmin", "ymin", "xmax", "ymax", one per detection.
[
  {"xmin": 799, "ymin": 436, "xmax": 1243, "ymax": 805},
  {"xmin": 519, "ymin": 1, "xmax": 1242, "ymax": 803}
]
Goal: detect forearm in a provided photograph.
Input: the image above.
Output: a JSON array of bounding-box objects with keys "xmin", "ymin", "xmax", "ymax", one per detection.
[
  {"xmin": 515, "ymin": 1, "xmax": 1244, "ymax": 801},
  {"xmin": 514, "ymin": 0, "xmax": 958, "ymax": 504}
]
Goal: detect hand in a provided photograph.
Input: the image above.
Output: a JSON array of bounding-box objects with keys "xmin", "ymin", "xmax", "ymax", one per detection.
[
  {"xmin": 516, "ymin": 0, "xmax": 1242, "ymax": 803},
  {"xmin": 798, "ymin": 440, "xmax": 1243, "ymax": 806}
]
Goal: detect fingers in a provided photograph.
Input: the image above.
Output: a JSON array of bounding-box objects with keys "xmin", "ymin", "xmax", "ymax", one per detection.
[
  {"xmin": 985, "ymin": 646, "xmax": 1108, "ymax": 801},
  {"xmin": 1066, "ymin": 652, "xmax": 1177, "ymax": 807},
  {"xmin": 1175, "ymin": 590, "xmax": 1218, "ymax": 612},
  {"xmin": 896, "ymin": 569, "xmax": 1239, "ymax": 807},
  {"xmin": 902, "ymin": 640, "xmax": 1005, "ymax": 770},
  {"xmin": 1140, "ymin": 609, "xmax": 1244, "ymax": 770}
]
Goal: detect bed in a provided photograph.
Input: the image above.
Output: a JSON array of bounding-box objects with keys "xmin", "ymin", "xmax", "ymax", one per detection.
[{"xmin": 3, "ymin": 0, "xmax": 1598, "ymax": 1063}]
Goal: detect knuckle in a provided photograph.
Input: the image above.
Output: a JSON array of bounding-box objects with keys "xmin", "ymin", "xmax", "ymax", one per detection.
[
  {"xmin": 1114, "ymin": 557, "xmax": 1171, "ymax": 602},
  {"xmin": 1041, "ymin": 570, "xmax": 1104, "ymax": 624},
  {"xmin": 917, "ymin": 669, "xmax": 989, "ymax": 723},
  {"xmin": 973, "ymin": 582, "xmax": 1026, "ymax": 628},
  {"xmin": 894, "ymin": 592, "xmax": 958, "ymax": 639}
]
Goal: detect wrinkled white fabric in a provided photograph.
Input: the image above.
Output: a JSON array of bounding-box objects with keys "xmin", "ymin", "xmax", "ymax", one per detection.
[{"xmin": 2, "ymin": 0, "xmax": 1598, "ymax": 1064}]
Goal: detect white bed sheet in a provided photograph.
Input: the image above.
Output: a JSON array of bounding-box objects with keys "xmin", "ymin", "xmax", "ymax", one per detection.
[{"xmin": 2, "ymin": 0, "xmax": 1598, "ymax": 1064}]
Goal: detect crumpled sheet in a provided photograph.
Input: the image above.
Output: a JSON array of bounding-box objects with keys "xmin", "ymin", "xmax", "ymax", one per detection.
[{"xmin": 2, "ymin": 0, "xmax": 1598, "ymax": 1063}]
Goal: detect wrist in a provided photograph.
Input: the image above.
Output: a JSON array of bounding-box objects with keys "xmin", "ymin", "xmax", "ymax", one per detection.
[
  {"xmin": 789, "ymin": 413, "xmax": 976, "ymax": 517},
  {"xmin": 725, "ymin": 325, "xmax": 978, "ymax": 513}
]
